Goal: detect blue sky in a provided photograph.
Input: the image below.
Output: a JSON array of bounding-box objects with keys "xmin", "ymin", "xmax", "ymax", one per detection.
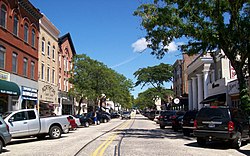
[{"xmin": 30, "ymin": 0, "xmax": 183, "ymax": 97}]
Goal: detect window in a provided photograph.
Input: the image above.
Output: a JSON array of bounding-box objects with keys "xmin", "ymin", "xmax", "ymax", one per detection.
[
  {"xmin": 47, "ymin": 42, "xmax": 50, "ymax": 58},
  {"xmin": 0, "ymin": 46, "xmax": 6, "ymax": 69},
  {"xmin": 0, "ymin": 5, "xmax": 7, "ymax": 28},
  {"xmin": 52, "ymin": 46, "xmax": 55, "ymax": 60},
  {"xmin": 41, "ymin": 63, "xmax": 44, "ymax": 80},
  {"xmin": 59, "ymin": 77, "xmax": 61, "ymax": 90},
  {"xmin": 12, "ymin": 53, "xmax": 18, "ymax": 73},
  {"xmin": 59, "ymin": 55, "xmax": 61, "ymax": 67},
  {"xmin": 47, "ymin": 66, "xmax": 50, "ymax": 82},
  {"xmin": 31, "ymin": 61, "xmax": 35, "ymax": 79},
  {"xmin": 31, "ymin": 29, "xmax": 35, "ymax": 47},
  {"xmin": 11, "ymin": 112, "xmax": 27, "ymax": 122},
  {"xmin": 66, "ymin": 80, "xmax": 68, "ymax": 92},
  {"xmin": 41, "ymin": 38, "xmax": 45, "ymax": 54},
  {"xmin": 23, "ymin": 58, "xmax": 28, "ymax": 76},
  {"xmin": 64, "ymin": 79, "xmax": 66, "ymax": 91},
  {"xmin": 52, "ymin": 69, "xmax": 55, "ymax": 84},
  {"xmin": 64, "ymin": 57, "xmax": 66, "ymax": 71},
  {"xmin": 27, "ymin": 111, "xmax": 36, "ymax": 120},
  {"xmin": 13, "ymin": 15, "xmax": 18, "ymax": 36},
  {"xmin": 24, "ymin": 23, "xmax": 29, "ymax": 43}
]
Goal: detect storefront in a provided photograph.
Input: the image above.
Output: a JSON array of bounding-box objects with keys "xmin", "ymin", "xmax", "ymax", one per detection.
[
  {"xmin": 0, "ymin": 70, "xmax": 20, "ymax": 114},
  {"xmin": 21, "ymin": 86, "xmax": 38, "ymax": 109},
  {"xmin": 227, "ymin": 79, "xmax": 240, "ymax": 108},
  {"xmin": 59, "ymin": 91, "xmax": 74, "ymax": 115}
]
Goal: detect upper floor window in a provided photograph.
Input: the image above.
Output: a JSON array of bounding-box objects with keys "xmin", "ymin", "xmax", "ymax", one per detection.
[
  {"xmin": 52, "ymin": 46, "xmax": 55, "ymax": 60},
  {"xmin": 12, "ymin": 52, "xmax": 18, "ymax": 73},
  {"xmin": 52, "ymin": 69, "xmax": 55, "ymax": 84},
  {"xmin": 24, "ymin": 23, "xmax": 29, "ymax": 43},
  {"xmin": 47, "ymin": 66, "xmax": 50, "ymax": 82},
  {"xmin": 31, "ymin": 61, "xmax": 35, "ymax": 79},
  {"xmin": 58, "ymin": 77, "xmax": 61, "ymax": 90},
  {"xmin": 41, "ymin": 63, "xmax": 44, "ymax": 80},
  {"xmin": 0, "ymin": 5, "xmax": 7, "ymax": 28},
  {"xmin": 31, "ymin": 29, "xmax": 35, "ymax": 47},
  {"xmin": 23, "ymin": 58, "xmax": 28, "ymax": 76},
  {"xmin": 41, "ymin": 37, "xmax": 45, "ymax": 54},
  {"xmin": 0, "ymin": 46, "xmax": 6, "ymax": 69},
  {"xmin": 47, "ymin": 42, "xmax": 50, "ymax": 58},
  {"xmin": 13, "ymin": 15, "xmax": 19, "ymax": 36},
  {"xmin": 58, "ymin": 55, "xmax": 61, "ymax": 67}
]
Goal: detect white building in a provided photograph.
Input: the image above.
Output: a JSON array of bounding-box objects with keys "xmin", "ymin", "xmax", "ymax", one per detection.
[{"xmin": 186, "ymin": 50, "xmax": 237, "ymax": 110}]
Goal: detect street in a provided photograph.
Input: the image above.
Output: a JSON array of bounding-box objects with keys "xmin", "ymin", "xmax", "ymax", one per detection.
[{"xmin": 1, "ymin": 114, "xmax": 250, "ymax": 156}]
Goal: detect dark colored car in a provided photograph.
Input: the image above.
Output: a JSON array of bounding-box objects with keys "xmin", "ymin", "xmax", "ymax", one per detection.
[
  {"xmin": 98, "ymin": 111, "xmax": 111, "ymax": 123},
  {"xmin": 194, "ymin": 107, "xmax": 250, "ymax": 149},
  {"xmin": 0, "ymin": 116, "xmax": 11, "ymax": 153},
  {"xmin": 158, "ymin": 110, "xmax": 176, "ymax": 129},
  {"xmin": 148, "ymin": 111, "xmax": 156, "ymax": 120},
  {"xmin": 172, "ymin": 115, "xmax": 184, "ymax": 132},
  {"xmin": 74, "ymin": 114, "xmax": 94, "ymax": 127},
  {"xmin": 111, "ymin": 112, "xmax": 120, "ymax": 118},
  {"xmin": 182, "ymin": 110, "xmax": 198, "ymax": 136}
]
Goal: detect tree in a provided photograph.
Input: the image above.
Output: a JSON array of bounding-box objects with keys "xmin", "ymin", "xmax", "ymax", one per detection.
[
  {"xmin": 69, "ymin": 54, "xmax": 133, "ymax": 114},
  {"xmin": 134, "ymin": 0, "xmax": 250, "ymax": 112}
]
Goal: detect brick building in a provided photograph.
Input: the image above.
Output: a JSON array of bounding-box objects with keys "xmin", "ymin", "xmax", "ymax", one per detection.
[{"xmin": 0, "ymin": 0, "xmax": 42, "ymax": 113}]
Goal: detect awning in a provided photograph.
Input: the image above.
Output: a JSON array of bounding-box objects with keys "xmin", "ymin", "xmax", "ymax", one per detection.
[
  {"xmin": 0, "ymin": 79, "xmax": 20, "ymax": 96},
  {"xmin": 200, "ymin": 93, "xmax": 226, "ymax": 104}
]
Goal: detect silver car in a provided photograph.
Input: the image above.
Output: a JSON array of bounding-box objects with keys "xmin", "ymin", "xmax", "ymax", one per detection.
[
  {"xmin": 0, "ymin": 116, "xmax": 11, "ymax": 153},
  {"xmin": 121, "ymin": 112, "xmax": 131, "ymax": 120}
]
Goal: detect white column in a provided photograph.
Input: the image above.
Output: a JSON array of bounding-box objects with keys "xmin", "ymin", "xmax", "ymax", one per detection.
[
  {"xmin": 197, "ymin": 74, "xmax": 203, "ymax": 110},
  {"xmin": 192, "ymin": 77, "xmax": 198, "ymax": 110},
  {"xmin": 188, "ymin": 80, "xmax": 193, "ymax": 110},
  {"xmin": 203, "ymin": 70, "xmax": 210, "ymax": 107}
]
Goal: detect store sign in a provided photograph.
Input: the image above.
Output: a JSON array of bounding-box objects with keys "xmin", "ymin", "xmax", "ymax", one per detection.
[
  {"xmin": 230, "ymin": 65, "xmax": 237, "ymax": 79},
  {"xmin": 0, "ymin": 70, "xmax": 10, "ymax": 81},
  {"xmin": 42, "ymin": 85, "xmax": 56, "ymax": 101},
  {"xmin": 22, "ymin": 86, "xmax": 38, "ymax": 101},
  {"xmin": 228, "ymin": 80, "xmax": 239, "ymax": 95}
]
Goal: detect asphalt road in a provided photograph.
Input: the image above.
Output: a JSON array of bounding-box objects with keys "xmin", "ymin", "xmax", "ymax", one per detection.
[{"xmin": 1, "ymin": 114, "xmax": 250, "ymax": 156}]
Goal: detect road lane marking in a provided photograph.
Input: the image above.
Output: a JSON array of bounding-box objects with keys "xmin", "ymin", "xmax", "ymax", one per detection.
[{"xmin": 91, "ymin": 120, "xmax": 132, "ymax": 156}]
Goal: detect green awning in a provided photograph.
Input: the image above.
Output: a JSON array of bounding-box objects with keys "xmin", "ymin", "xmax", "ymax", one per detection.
[{"xmin": 0, "ymin": 79, "xmax": 20, "ymax": 96}]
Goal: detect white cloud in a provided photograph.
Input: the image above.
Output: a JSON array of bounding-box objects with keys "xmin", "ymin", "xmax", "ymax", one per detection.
[
  {"xmin": 164, "ymin": 41, "xmax": 184, "ymax": 52},
  {"xmin": 132, "ymin": 38, "xmax": 148, "ymax": 52}
]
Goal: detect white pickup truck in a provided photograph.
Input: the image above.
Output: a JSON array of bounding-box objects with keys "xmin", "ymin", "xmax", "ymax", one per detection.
[{"xmin": 3, "ymin": 109, "xmax": 70, "ymax": 139}]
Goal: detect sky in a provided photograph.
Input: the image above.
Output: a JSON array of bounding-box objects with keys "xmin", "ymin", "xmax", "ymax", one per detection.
[{"xmin": 30, "ymin": 0, "xmax": 183, "ymax": 98}]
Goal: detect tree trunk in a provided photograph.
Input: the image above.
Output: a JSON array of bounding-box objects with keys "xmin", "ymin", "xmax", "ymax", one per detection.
[{"xmin": 77, "ymin": 97, "xmax": 83, "ymax": 115}]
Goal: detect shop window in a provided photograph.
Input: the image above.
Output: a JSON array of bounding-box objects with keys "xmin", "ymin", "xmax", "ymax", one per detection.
[
  {"xmin": 0, "ymin": 46, "xmax": 6, "ymax": 69},
  {"xmin": 0, "ymin": 4, "xmax": 7, "ymax": 28},
  {"xmin": 31, "ymin": 29, "xmax": 35, "ymax": 47},
  {"xmin": 13, "ymin": 15, "xmax": 19, "ymax": 36},
  {"xmin": 24, "ymin": 23, "xmax": 29, "ymax": 43},
  {"xmin": 12, "ymin": 52, "xmax": 18, "ymax": 73}
]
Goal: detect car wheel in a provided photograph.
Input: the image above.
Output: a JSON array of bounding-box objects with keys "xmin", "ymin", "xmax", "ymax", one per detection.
[
  {"xmin": 84, "ymin": 122, "xmax": 89, "ymax": 127},
  {"xmin": 197, "ymin": 137, "xmax": 206, "ymax": 146},
  {"xmin": 0, "ymin": 140, "xmax": 3, "ymax": 154},
  {"xmin": 232, "ymin": 132, "xmax": 242, "ymax": 149},
  {"xmin": 49, "ymin": 126, "xmax": 62, "ymax": 139},
  {"xmin": 160, "ymin": 125, "xmax": 165, "ymax": 129}
]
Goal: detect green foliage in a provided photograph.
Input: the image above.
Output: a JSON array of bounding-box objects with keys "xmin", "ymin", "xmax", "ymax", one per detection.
[
  {"xmin": 134, "ymin": 63, "xmax": 173, "ymax": 89},
  {"xmin": 69, "ymin": 54, "xmax": 133, "ymax": 109},
  {"xmin": 135, "ymin": 0, "xmax": 250, "ymax": 112}
]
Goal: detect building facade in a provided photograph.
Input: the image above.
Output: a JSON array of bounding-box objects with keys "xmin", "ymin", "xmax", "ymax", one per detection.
[
  {"xmin": 38, "ymin": 14, "xmax": 60, "ymax": 116},
  {"xmin": 58, "ymin": 33, "xmax": 76, "ymax": 115},
  {"xmin": 186, "ymin": 50, "xmax": 237, "ymax": 110},
  {"xmin": 0, "ymin": 0, "xmax": 42, "ymax": 114}
]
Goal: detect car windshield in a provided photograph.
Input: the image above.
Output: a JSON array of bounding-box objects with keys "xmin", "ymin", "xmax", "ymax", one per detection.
[
  {"xmin": 197, "ymin": 108, "xmax": 229, "ymax": 119},
  {"xmin": 123, "ymin": 112, "xmax": 130, "ymax": 115},
  {"xmin": 161, "ymin": 111, "xmax": 175, "ymax": 116}
]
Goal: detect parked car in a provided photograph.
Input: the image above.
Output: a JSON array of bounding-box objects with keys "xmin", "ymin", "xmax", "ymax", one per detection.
[
  {"xmin": 67, "ymin": 115, "xmax": 77, "ymax": 130},
  {"xmin": 158, "ymin": 110, "xmax": 176, "ymax": 129},
  {"xmin": 121, "ymin": 111, "xmax": 131, "ymax": 119},
  {"xmin": 0, "ymin": 116, "xmax": 11, "ymax": 153},
  {"xmin": 74, "ymin": 114, "xmax": 91, "ymax": 127},
  {"xmin": 194, "ymin": 107, "xmax": 250, "ymax": 149},
  {"xmin": 148, "ymin": 111, "xmax": 156, "ymax": 120},
  {"xmin": 172, "ymin": 115, "xmax": 184, "ymax": 132},
  {"xmin": 182, "ymin": 110, "xmax": 198, "ymax": 136},
  {"xmin": 98, "ymin": 111, "xmax": 111, "ymax": 123},
  {"xmin": 111, "ymin": 112, "xmax": 120, "ymax": 118},
  {"xmin": 154, "ymin": 110, "xmax": 161, "ymax": 123},
  {"xmin": 3, "ymin": 109, "xmax": 70, "ymax": 139}
]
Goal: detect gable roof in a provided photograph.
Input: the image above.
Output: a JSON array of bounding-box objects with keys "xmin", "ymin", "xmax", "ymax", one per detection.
[{"xmin": 58, "ymin": 33, "xmax": 76, "ymax": 55}]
